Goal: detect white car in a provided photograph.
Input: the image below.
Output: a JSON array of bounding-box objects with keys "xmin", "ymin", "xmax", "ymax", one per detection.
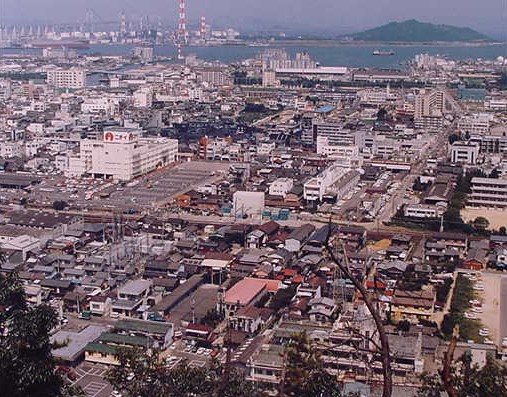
[
  {"xmin": 473, "ymin": 285, "xmax": 484, "ymax": 291},
  {"xmin": 111, "ymin": 391, "xmax": 122, "ymax": 397},
  {"xmin": 479, "ymin": 328, "xmax": 489, "ymax": 337},
  {"xmin": 464, "ymin": 312, "xmax": 477, "ymax": 320},
  {"xmin": 472, "ymin": 307, "xmax": 483, "ymax": 313}
]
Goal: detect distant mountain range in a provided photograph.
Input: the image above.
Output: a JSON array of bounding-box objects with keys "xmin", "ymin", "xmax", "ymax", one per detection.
[{"xmin": 349, "ymin": 19, "xmax": 491, "ymax": 43}]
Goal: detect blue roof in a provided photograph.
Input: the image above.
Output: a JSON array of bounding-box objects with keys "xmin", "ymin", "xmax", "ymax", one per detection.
[{"xmin": 316, "ymin": 105, "xmax": 336, "ymax": 113}]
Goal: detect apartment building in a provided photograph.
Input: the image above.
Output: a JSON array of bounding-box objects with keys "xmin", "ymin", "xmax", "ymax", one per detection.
[
  {"xmin": 458, "ymin": 113, "xmax": 492, "ymax": 135},
  {"xmin": 468, "ymin": 177, "xmax": 507, "ymax": 209},
  {"xmin": 312, "ymin": 122, "xmax": 356, "ymax": 147},
  {"xmin": 470, "ymin": 127, "xmax": 507, "ymax": 154},
  {"xmin": 47, "ymin": 67, "xmax": 86, "ymax": 89}
]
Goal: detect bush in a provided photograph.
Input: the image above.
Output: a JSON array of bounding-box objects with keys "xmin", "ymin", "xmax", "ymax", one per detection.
[{"xmin": 52, "ymin": 200, "xmax": 68, "ymax": 211}]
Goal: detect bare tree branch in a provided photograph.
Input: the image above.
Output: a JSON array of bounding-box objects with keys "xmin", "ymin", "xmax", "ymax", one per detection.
[
  {"xmin": 325, "ymin": 220, "xmax": 393, "ymax": 397},
  {"xmin": 441, "ymin": 326, "xmax": 459, "ymax": 397}
]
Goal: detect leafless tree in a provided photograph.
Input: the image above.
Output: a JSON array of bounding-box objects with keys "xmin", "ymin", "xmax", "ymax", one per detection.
[{"xmin": 325, "ymin": 225, "xmax": 393, "ymax": 397}]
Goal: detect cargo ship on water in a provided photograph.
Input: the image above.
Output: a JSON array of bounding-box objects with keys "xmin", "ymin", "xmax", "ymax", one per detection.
[
  {"xmin": 27, "ymin": 39, "xmax": 90, "ymax": 49},
  {"xmin": 372, "ymin": 50, "xmax": 395, "ymax": 56}
]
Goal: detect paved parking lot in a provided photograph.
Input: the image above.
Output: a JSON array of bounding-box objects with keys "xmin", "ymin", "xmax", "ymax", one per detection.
[
  {"xmin": 169, "ymin": 284, "xmax": 220, "ymax": 329},
  {"xmin": 15, "ymin": 161, "xmax": 231, "ymax": 214},
  {"xmin": 73, "ymin": 363, "xmax": 114, "ymax": 397}
]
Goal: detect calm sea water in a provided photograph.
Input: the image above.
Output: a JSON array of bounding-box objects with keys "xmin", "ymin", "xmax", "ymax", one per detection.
[{"xmin": 3, "ymin": 43, "xmax": 506, "ymax": 69}]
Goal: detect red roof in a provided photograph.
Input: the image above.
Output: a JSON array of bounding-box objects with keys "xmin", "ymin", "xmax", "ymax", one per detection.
[
  {"xmin": 187, "ymin": 323, "xmax": 213, "ymax": 333},
  {"xmin": 366, "ymin": 280, "xmax": 387, "ymax": 289},
  {"xmin": 282, "ymin": 268, "xmax": 298, "ymax": 277},
  {"xmin": 224, "ymin": 278, "xmax": 267, "ymax": 305},
  {"xmin": 292, "ymin": 275, "xmax": 304, "ymax": 284},
  {"xmin": 259, "ymin": 221, "xmax": 280, "ymax": 235},
  {"xmin": 205, "ymin": 252, "xmax": 234, "ymax": 261}
]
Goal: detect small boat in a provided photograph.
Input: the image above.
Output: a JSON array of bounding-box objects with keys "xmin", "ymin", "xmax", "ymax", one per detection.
[{"xmin": 373, "ymin": 50, "xmax": 395, "ymax": 56}]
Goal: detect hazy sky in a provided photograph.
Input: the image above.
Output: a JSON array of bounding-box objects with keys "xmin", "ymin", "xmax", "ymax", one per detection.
[{"xmin": 0, "ymin": 0, "xmax": 505, "ymax": 37}]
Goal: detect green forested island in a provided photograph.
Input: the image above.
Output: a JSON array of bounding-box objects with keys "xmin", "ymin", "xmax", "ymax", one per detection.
[{"xmin": 351, "ymin": 19, "xmax": 491, "ymax": 42}]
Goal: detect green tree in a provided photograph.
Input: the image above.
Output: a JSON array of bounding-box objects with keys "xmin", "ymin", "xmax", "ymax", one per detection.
[
  {"xmin": 0, "ymin": 270, "xmax": 81, "ymax": 397},
  {"xmin": 489, "ymin": 168, "xmax": 501, "ymax": 179},
  {"xmin": 418, "ymin": 353, "xmax": 507, "ymax": 397},
  {"xmin": 448, "ymin": 134, "xmax": 460, "ymax": 144},
  {"xmin": 269, "ymin": 285, "xmax": 296, "ymax": 311},
  {"xmin": 107, "ymin": 347, "xmax": 265, "ymax": 397},
  {"xmin": 282, "ymin": 332, "xmax": 343, "ymax": 397},
  {"xmin": 472, "ymin": 216, "xmax": 490, "ymax": 232},
  {"xmin": 376, "ymin": 108, "xmax": 389, "ymax": 121},
  {"xmin": 200, "ymin": 308, "xmax": 224, "ymax": 328},
  {"xmin": 52, "ymin": 200, "xmax": 68, "ymax": 211}
]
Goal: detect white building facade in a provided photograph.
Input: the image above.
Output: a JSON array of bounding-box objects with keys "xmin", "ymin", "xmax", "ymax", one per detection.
[
  {"xmin": 67, "ymin": 128, "xmax": 178, "ymax": 181},
  {"xmin": 47, "ymin": 67, "xmax": 86, "ymax": 89}
]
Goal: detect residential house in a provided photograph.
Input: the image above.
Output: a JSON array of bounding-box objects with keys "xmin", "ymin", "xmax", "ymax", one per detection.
[
  {"xmin": 391, "ymin": 288, "xmax": 436, "ymax": 321},
  {"xmin": 230, "ymin": 306, "xmax": 274, "ymax": 335},
  {"xmin": 111, "ymin": 279, "xmax": 153, "ymax": 318},
  {"xmin": 285, "ymin": 224, "xmax": 315, "ymax": 253}
]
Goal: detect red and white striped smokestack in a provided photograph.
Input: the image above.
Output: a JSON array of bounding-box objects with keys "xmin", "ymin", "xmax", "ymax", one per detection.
[
  {"xmin": 178, "ymin": 0, "xmax": 187, "ymax": 44},
  {"xmin": 200, "ymin": 15, "xmax": 206, "ymax": 39}
]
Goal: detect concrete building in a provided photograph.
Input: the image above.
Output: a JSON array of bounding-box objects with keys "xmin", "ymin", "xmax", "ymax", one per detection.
[
  {"xmin": 233, "ymin": 191, "xmax": 265, "ymax": 218},
  {"xmin": 111, "ymin": 279, "xmax": 153, "ymax": 318},
  {"xmin": 450, "ymin": 142, "xmax": 480, "ymax": 165},
  {"xmin": 470, "ymin": 127, "xmax": 507, "ymax": 154},
  {"xmin": 357, "ymin": 87, "xmax": 397, "ymax": 107},
  {"xmin": 413, "ymin": 88, "xmax": 462, "ymax": 130},
  {"xmin": 195, "ymin": 67, "xmax": 231, "ymax": 87},
  {"xmin": 458, "ymin": 113, "xmax": 492, "ymax": 135},
  {"xmin": 404, "ymin": 204, "xmax": 445, "ymax": 218},
  {"xmin": 268, "ymin": 178, "xmax": 294, "ymax": 198},
  {"xmin": 46, "ymin": 67, "xmax": 86, "ymax": 89},
  {"xmin": 133, "ymin": 47, "xmax": 154, "ymax": 62},
  {"xmin": 67, "ymin": 128, "xmax": 178, "ymax": 181},
  {"xmin": 316, "ymin": 139, "xmax": 363, "ymax": 167},
  {"xmin": 219, "ymin": 278, "xmax": 268, "ymax": 318},
  {"xmin": 81, "ymin": 97, "xmax": 117, "ymax": 116},
  {"xmin": 304, "ymin": 164, "xmax": 358, "ymax": 203},
  {"xmin": 133, "ymin": 87, "xmax": 153, "ymax": 108},
  {"xmin": 262, "ymin": 70, "xmax": 277, "ymax": 87},
  {"xmin": 468, "ymin": 177, "xmax": 507, "ymax": 209},
  {"xmin": 0, "ymin": 79, "xmax": 12, "ymax": 99},
  {"xmin": 312, "ymin": 122, "xmax": 356, "ymax": 146},
  {"xmin": 415, "ymin": 89, "xmax": 445, "ymax": 119}
]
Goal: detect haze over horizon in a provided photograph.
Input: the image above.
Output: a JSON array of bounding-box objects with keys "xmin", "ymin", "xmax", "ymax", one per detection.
[{"xmin": 0, "ymin": 0, "xmax": 505, "ymax": 39}]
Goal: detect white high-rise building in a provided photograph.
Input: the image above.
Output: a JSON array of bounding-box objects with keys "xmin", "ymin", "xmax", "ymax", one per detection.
[
  {"xmin": 67, "ymin": 128, "xmax": 178, "ymax": 181},
  {"xmin": 47, "ymin": 67, "xmax": 86, "ymax": 89},
  {"xmin": 414, "ymin": 89, "xmax": 445, "ymax": 119}
]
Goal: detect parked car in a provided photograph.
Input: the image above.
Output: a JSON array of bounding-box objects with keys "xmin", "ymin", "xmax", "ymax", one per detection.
[{"xmin": 479, "ymin": 328, "xmax": 489, "ymax": 337}]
